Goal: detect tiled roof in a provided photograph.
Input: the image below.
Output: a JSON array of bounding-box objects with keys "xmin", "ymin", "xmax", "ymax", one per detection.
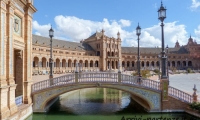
[
  {"xmin": 121, "ymin": 47, "xmax": 189, "ymax": 54},
  {"xmin": 32, "ymin": 34, "xmax": 95, "ymax": 51},
  {"xmin": 85, "ymin": 31, "xmax": 103, "ymax": 40}
]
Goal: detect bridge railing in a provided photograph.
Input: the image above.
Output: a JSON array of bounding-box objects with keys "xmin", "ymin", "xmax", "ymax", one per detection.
[
  {"xmin": 31, "ymin": 72, "xmax": 161, "ymax": 93},
  {"xmin": 168, "ymin": 86, "xmax": 192, "ymax": 103},
  {"xmin": 121, "ymin": 74, "xmax": 161, "ymax": 91},
  {"xmin": 32, "ymin": 74, "xmax": 75, "ymax": 92},
  {"xmin": 78, "ymin": 72, "xmax": 118, "ymax": 82}
]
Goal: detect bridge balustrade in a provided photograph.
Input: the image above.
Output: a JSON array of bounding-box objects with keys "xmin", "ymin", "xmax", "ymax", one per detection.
[
  {"xmin": 32, "ymin": 74, "xmax": 75, "ymax": 92},
  {"xmin": 78, "ymin": 72, "xmax": 118, "ymax": 82},
  {"xmin": 168, "ymin": 86, "xmax": 192, "ymax": 103}
]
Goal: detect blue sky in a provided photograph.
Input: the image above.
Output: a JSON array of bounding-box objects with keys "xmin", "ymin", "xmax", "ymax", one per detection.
[{"xmin": 33, "ymin": 0, "xmax": 200, "ymax": 48}]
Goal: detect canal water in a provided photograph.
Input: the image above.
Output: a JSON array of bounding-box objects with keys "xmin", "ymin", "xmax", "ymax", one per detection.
[{"xmin": 26, "ymin": 88, "xmax": 199, "ymax": 120}]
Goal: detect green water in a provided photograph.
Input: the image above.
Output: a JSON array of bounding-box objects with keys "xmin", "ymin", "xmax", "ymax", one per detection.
[{"xmin": 26, "ymin": 88, "xmax": 199, "ymax": 120}]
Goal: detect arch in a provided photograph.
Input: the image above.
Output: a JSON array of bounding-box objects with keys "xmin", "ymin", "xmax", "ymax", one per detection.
[
  {"xmin": 132, "ymin": 61, "xmax": 134, "ymax": 67},
  {"xmin": 183, "ymin": 61, "xmax": 186, "ymax": 67},
  {"xmin": 107, "ymin": 52, "xmax": 110, "ymax": 56},
  {"xmin": 188, "ymin": 61, "xmax": 192, "ymax": 67},
  {"xmin": 85, "ymin": 60, "xmax": 88, "ymax": 67},
  {"xmin": 68, "ymin": 59, "xmax": 72, "ymax": 67},
  {"xmin": 32, "ymin": 85, "xmax": 160, "ymax": 113},
  {"xmin": 146, "ymin": 61, "xmax": 149, "ymax": 67},
  {"xmin": 172, "ymin": 61, "xmax": 175, "ymax": 67},
  {"xmin": 33, "ymin": 56, "xmax": 39, "ymax": 67},
  {"xmin": 177, "ymin": 61, "xmax": 181, "ymax": 67},
  {"xmin": 42, "ymin": 57, "xmax": 47, "ymax": 67},
  {"xmin": 156, "ymin": 61, "xmax": 159, "ymax": 67},
  {"xmin": 127, "ymin": 61, "xmax": 130, "ymax": 67},
  {"xmin": 151, "ymin": 61, "xmax": 154, "ymax": 67},
  {"xmin": 122, "ymin": 61, "xmax": 125, "ymax": 67},
  {"xmin": 62, "ymin": 59, "xmax": 66, "ymax": 67},
  {"xmin": 111, "ymin": 52, "xmax": 114, "ymax": 56},
  {"xmin": 74, "ymin": 60, "xmax": 77, "ymax": 67},
  {"xmin": 90, "ymin": 60, "xmax": 93, "ymax": 67},
  {"xmin": 168, "ymin": 61, "xmax": 170, "ymax": 67},
  {"xmin": 95, "ymin": 60, "xmax": 98, "ymax": 67},
  {"xmin": 141, "ymin": 61, "xmax": 144, "ymax": 67},
  {"xmin": 56, "ymin": 58, "xmax": 60, "ymax": 67}
]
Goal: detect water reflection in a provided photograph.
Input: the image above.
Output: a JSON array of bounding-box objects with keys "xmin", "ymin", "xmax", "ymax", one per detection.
[
  {"xmin": 58, "ymin": 88, "xmax": 135, "ymax": 115},
  {"xmin": 27, "ymin": 88, "xmax": 199, "ymax": 120}
]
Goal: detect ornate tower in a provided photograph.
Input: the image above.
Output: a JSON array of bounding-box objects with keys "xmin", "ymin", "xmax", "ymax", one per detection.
[{"xmin": 174, "ymin": 40, "xmax": 180, "ymax": 48}]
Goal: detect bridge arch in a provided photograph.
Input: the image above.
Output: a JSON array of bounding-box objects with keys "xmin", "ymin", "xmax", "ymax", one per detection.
[{"xmin": 32, "ymin": 73, "xmax": 161, "ymax": 113}]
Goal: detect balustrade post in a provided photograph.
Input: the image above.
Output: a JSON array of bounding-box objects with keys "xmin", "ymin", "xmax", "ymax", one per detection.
[
  {"xmin": 75, "ymin": 63, "xmax": 79, "ymax": 83},
  {"xmin": 161, "ymin": 79, "xmax": 169, "ymax": 101},
  {"xmin": 118, "ymin": 71, "xmax": 121, "ymax": 83},
  {"xmin": 192, "ymin": 84, "xmax": 198, "ymax": 102}
]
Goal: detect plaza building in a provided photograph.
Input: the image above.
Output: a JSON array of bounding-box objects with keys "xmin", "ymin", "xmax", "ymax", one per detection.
[
  {"xmin": 32, "ymin": 30, "xmax": 200, "ymax": 75},
  {"xmin": 0, "ymin": 0, "xmax": 36, "ymax": 119}
]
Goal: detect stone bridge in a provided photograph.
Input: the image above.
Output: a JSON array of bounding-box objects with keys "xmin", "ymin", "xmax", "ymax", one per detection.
[{"xmin": 31, "ymin": 72, "xmax": 194, "ymax": 113}]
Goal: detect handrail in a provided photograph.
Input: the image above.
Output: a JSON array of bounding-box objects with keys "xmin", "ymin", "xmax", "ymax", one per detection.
[
  {"xmin": 31, "ymin": 72, "xmax": 161, "ymax": 93},
  {"xmin": 168, "ymin": 86, "xmax": 192, "ymax": 103}
]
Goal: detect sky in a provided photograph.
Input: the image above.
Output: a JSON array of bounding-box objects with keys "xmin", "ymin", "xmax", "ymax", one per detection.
[{"xmin": 32, "ymin": 0, "xmax": 200, "ymax": 48}]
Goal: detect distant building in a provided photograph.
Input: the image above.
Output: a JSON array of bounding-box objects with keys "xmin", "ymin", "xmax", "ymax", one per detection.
[{"xmin": 32, "ymin": 30, "xmax": 200, "ymax": 75}]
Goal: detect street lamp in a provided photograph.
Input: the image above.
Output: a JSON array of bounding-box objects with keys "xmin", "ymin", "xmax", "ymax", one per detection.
[
  {"xmin": 136, "ymin": 23, "xmax": 141, "ymax": 83},
  {"xmin": 49, "ymin": 25, "xmax": 54, "ymax": 79},
  {"xmin": 186, "ymin": 58, "xmax": 188, "ymax": 73},
  {"xmin": 166, "ymin": 45, "xmax": 169, "ymax": 77},
  {"xmin": 158, "ymin": 1, "xmax": 167, "ymax": 79},
  {"xmin": 158, "ymin": 54, "xmax": 161, "ymax": 80}
]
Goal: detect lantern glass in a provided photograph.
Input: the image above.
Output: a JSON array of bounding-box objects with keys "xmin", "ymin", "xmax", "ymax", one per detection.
[
  {"xmin": 136, "ymin": 24, "xmax": 141, "ymax": 36},
  {"xmin": 49, "ymin": 27, "xmax": 54, "ymax": 37}
]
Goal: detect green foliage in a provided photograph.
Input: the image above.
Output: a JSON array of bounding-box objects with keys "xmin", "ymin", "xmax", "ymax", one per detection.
[
  {"xmin": 171, "ymin": 67, "xmax": 176, "ymax": 72},
  {"xmin": 132, "ymin": 70, "xmax": 151, "ymax": 78},
  {"xmin": 190, "ymin": 102, "xmax": 200, "ymax": 112},
  {"xmin": 187, "ymin": 68, "xmax": 192, "ymax": 73},
  {"xmin": 153, "ymin": 69, "xmax": 160, "ymax": 74}
]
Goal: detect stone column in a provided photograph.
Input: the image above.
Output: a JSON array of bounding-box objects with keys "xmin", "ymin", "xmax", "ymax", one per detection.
[
  {"xmin": 0, "ymin": 1, "xmax": 11, "ymax": 119},
  {"xmin": 6, "ymin": 1, "xmax": 18, "ymax": 115},
  {"xmin": 193, "ymin": 84, "xmax": 198, "ymax": 102}
]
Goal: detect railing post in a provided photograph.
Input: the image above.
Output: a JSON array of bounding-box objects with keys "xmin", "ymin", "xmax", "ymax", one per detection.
[
  {"xmin": 50, "ymin": 78, "xmax": 53, "ymax": 86},
  {"xmin": 161, "ymin": 79, "xmax": 169, "ymax": 101},
  {"xmin": 118, "ymin": 71, "xmax": 121, "ymax": 83},
  {"xmin": 193, "ymin": 84, "xmax": 198, "ymax": 102},
  {"xmin": 75, "ymin": 71, "xmax": 78, "ymax": 83}
]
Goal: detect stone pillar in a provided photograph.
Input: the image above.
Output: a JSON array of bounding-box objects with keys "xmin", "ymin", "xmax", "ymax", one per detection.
[
  {"xmin": 125, "ymin": 61, "xmax": 127, "ymax": 70},
  {"xmin": 193, "ymin": 84, "xmax": 198, "ymax": 102},
  {"xmin": 161, "ymin": 79, "xmax": 169, "ymax": 101},
  {"xmin": 0, "ymin": 1, "xmax": 11, "ymax": 119},
  {"xmin": 6, "ymin": 0, "xmax": 18, "ymax": 116},
  {"xmin": 75, "ymin": 71, "xmax": 78, "ymax": 83},
  {"xmin": 22, "ymin": 0, "xmax": 36, "ymax": 107},
  {"xmin": 118, "ymin": 71, "xmax": 121, "ymax": 83}
]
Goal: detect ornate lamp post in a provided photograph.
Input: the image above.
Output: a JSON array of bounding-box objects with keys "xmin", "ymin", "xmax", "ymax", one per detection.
[
  {"xmin": 49, "ymin": 26, "xmax": 54, "ymax": 79},
  {"xmin": 166, "ymin": 45, "xmax": 169, "ymax": 77},
  {"xmin": 158, "ymin": 1, "xmax": 167, "ymax": 79},
  {"xmin": 158, "ymin": 54, "xmax": 161, "ymax": 80},
  {"xmin": 186, "ymin": 58, "xmax": 188, "ymax": 73},
  {"xmin": 136, "ymin": 23, "xmax": 141, "ymax": 83}
]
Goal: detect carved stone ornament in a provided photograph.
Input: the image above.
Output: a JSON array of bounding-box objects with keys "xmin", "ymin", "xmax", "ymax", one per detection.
[{"xmin": 14, "ymin": 18, "xmax": 19, "ymax": 32}]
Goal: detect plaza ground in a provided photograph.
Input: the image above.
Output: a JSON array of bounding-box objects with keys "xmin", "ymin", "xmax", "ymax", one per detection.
[{"xmin": 32, "ymin": 71, "xmax": 200, "ymax": 101}]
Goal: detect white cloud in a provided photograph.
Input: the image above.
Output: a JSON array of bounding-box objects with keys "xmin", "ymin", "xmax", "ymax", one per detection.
[
  {"xmin": 32, "ymin": 21, "xmax": 51, "ymax": 37},
  {"xmin": 190, "ymin": 0, "xmax": 200, "ymax": 10},
  {"xmin": 33, "ymin": 16, "xmax": 190, "ymax": 48},
  {"xmin": 119, "ymin": 19, "xmax": 131, "ymax": 27},
  {"xmin": 194, "ymin": 25, "xmax": 200, "ymax": 42}
]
